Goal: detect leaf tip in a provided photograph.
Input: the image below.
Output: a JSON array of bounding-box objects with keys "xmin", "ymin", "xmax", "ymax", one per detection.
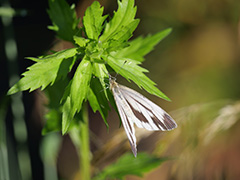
[
  {"xmin": 62, "ymin": 123, "xmax": 69, "ymax": 135},
  {"xmin": 162, "ymin": 94, "xmax": 171, "ymax": 102},
  {"xmin": 164, "ymin": 28, "xmax": 173, "ymax": 37},
  {"xmin": 7, "ymin": 85, "xmax": 19, "ymax": 95}
]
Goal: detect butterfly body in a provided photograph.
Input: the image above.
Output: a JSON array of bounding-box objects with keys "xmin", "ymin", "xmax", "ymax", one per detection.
[{"xmin": 109, "ymin": 77, "xmax": 177, "ymax": 157}]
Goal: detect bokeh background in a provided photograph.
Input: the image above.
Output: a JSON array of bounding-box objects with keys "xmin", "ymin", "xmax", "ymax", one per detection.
[{"xmin": 1, "ymin": 0, "xmax": 240, "ymax": 179}]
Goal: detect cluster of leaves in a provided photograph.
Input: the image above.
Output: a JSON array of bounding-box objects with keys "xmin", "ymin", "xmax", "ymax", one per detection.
[
  {"xmin": 7, "ymin": 0, "xmax": 174, "ymax": 178},
  {"xmin": 8, "ymin": 0, "xmax": 171, "ymax": 135}
]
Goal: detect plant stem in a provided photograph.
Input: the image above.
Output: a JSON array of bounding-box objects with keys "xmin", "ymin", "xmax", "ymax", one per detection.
[{"xmin": 79, "ymin": 103, "xmax": 91, "ymax": 180}]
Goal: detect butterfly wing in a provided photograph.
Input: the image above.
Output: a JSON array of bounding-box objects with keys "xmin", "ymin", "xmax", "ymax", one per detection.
[
  {"xmin": 111, "ymin": 82, "xmax": 138, "ymax": 156},
  {"xmin": 118, "ymin": 84, "xmax": 177, "ymax": 131},
  {"xmin": 110, "ymin": 80, "xmax": 177, "ymax": 157}
]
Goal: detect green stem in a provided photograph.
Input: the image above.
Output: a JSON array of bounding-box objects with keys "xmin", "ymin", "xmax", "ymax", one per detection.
[{"xmin": 79, "ymin": 103, "xmax": 91, "ymax": 180}]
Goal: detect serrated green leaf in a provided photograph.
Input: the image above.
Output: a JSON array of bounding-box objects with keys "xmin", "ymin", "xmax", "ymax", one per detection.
[
  {"xmin": 92, "ymin": 63, "xmax": 109, "ymax": 98},
  {"xmin": 61, "ymin": 79, "xmax": 72, "ymax": 104},
  {"xmin": 106, "ymin": 56, "xmax": 170, "ymax": 101},
  {"xmin": 88, "ymin": 88, "xmax": 101, "ymax": 113},
  {"xmin": 113, "ymin": 28, "xmax": 172, "ymax": 62},
  {"xmin": 47, "ymin": 0, "xmax": 80, "ymax": 42},
  {"xmin": 93, "ymin": 153, "xmax": 169, "ymax": 180},
  {"xmin": 62, "ymin": 96, "xmax": 73, "ymax": 134},
  {"xmin": 71, "ymin": 59, "xmax": 92, "ymax": 112},
  {"xmin": 83, "ymin": 1, "xmax": 108, "ymax": 40},
  {"xmin": 7, "ymin": 48, "xmax": 78, "ymax": 95},
  {"xmin": 62, "ymin": 59, "xmax": 92, "ymax": 134},
  {"xmin": 99, "ymin": 0, "xmax": 138, "ymax": 43},
  {"xmin": 110, "ymin": 18, "xmax": 139, "ymax": 43},
  {"xmin": 74, "ymin": 36, "xmax": 90, "ymax": 47}
]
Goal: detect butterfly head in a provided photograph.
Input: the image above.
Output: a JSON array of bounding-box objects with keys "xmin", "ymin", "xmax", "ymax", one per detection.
[{"xmin": 108, "ymin": 74, "xmax": 118, "ymax": 91}]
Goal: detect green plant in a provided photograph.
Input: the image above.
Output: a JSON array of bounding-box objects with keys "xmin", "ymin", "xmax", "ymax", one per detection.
[{"xmin": 8, "ymin": 0, "xmax": 172, "ymax": 179}]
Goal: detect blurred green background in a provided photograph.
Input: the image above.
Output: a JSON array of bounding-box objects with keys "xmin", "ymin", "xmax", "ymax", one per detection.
[{"xmin": 1, "ymin": 0, "xmax": 240, "ymax": 179}]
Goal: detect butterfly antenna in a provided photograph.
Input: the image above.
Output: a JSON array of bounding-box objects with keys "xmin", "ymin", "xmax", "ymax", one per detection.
[
  {"xmin": 102, "ymin": 60, "xmax": 127, "ymax": 82},
  {"xmin": 114, "ymin": 60, "xmax": 127, "ymax": 78}
]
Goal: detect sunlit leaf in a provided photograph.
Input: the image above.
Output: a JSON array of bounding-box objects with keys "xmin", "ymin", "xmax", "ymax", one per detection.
[
  {"xmin": 106, "ymin": 56, "xmax": 170, "ymax": 101},
  {"xmin": 74, "ymin": 36, "xmax": 90, "ymax": 47},
  {"xmin": 83, "ymin": 1, "xmax": 108, "ymax": 40},
  {"xmin": 92, "ymin": 63, "xmax": 109, "ymax": 99},
  {"xmin": 113, "ymin": 28, "xmax": 172, "ymax": 62},
  {"xmin": 99, "ymin": 0, "xmax": 139, "ymax": 43},
  {"xmin": 7, "ymin": 48, "xmax": 77, "ymax": 95},
  {"xmin": 62, "ymin": 59, "xmax": 92, "ymax": 134}
]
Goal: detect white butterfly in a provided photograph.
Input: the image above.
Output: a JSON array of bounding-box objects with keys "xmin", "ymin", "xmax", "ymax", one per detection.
[{"xmin": 109, "ymin": 76, "xmax": 177, "ymax": 157}]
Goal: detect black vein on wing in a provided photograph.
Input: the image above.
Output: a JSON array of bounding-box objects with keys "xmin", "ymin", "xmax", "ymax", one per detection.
[
  {"xmin": 113, "ymin": 87, "xmax": 137, "ymax": 156},
  {"xmin": 120, "ymin": 102, "xmax": 137, "ymax": 156},
  {"xmin": 164, "ymin": 113, "xmax": 177, "ymax": 129},
  {"xmin": 119, "ymin": 104, "xmax": 135, "ymax": 146},
  {"xmin": 126, "ymin": 97, "xmax": 169, "ymax": 130},
  {"xmin": 121, "ymin": 87, "xmax": 177, "ymax": 130}
]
